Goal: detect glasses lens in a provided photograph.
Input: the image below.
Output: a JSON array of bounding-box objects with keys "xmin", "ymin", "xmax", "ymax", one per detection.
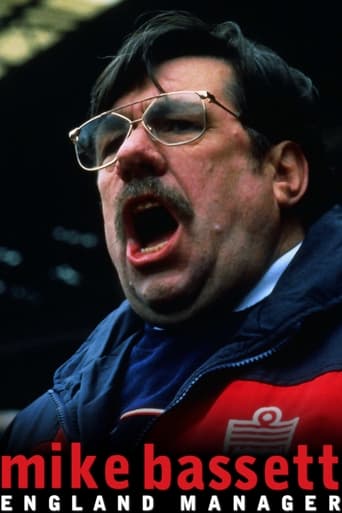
[
  {"xmin": 76, "ymin": 113, "xmax": 130, "ymax": 170},
  {"xmin": 144, "ymin": 92, "xmax": 205, "ymax": 144},
  {"xmin": 74, "ymin": 92, "xmax": 206, "ymax": 170}
]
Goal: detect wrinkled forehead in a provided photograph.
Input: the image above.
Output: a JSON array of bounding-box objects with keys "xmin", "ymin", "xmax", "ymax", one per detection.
[
  {"xmin": 111, "ymin": 56, "xmax": 236, "ymax": 110},
  {"xmin": 111, "ymin": 90, "xmax": 204, "ymax": 120}
]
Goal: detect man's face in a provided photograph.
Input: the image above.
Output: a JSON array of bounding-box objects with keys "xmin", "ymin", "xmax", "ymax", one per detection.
[{"xmin": 97, "ymin": 56, "xmax": 283, "ymax": 325}]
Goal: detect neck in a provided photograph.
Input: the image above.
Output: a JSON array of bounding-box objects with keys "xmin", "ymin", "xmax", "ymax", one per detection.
[{"xmin": 272, "ymin": 214, "xmax": 305, "ymax": 263}]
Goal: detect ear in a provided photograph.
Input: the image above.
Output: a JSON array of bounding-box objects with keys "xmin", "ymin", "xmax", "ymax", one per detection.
[{"xmin": 267, "ymin": 141, "xmax": 309, "ymax": 208}]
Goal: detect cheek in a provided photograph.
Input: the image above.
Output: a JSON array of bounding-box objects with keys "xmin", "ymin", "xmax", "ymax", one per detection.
[
  {"xmin": 235, "ymin": 184, "xmax": 279, "ymax": 248},
  {"xmin": 97, "ymin": 170, "xmax": 117, "ymax": 204},
  {"xmin": 241, "ymin": 175, "xmax": 276, "ymax": 213},
  {"xmin": 208, "ymin": 174, "xmax": 277, "ymax": 248},
  {"xmin": 102, "ymin": 211, "xmax": 118, "ymax": 262},
  {"xmin": 97, "ymin": 175, "xmax": 122, "ymax": 254},
  {"xmin": 97, "ymin": 171, "xmax": 121, "ymax": 220}
]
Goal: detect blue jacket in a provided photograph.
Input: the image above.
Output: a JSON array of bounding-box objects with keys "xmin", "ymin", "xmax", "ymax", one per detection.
[{"xmin": 3, "ymin": 205, "xmax": 342, "ymax": 455}]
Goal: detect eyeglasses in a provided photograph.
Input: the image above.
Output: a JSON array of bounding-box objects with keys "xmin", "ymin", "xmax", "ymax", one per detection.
[{"xmin": 68, "ymin": 90, "xmax": 240, "ymax": 172}]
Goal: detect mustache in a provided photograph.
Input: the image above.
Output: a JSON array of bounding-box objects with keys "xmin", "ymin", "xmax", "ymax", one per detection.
[{"xmin": 114, "ymin": 177, "xmax": 194, "ymax": 242}]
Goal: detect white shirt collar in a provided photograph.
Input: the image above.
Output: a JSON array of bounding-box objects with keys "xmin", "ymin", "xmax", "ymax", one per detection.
[{"xmin": 234, "ymin": 242, "xmax": 302, "ymax": 312}]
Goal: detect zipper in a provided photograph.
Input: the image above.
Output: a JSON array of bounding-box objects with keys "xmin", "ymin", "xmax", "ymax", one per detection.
[
  {"xmin": 172, "ymin": 341, "xmax": 286, "ymax": 406},
  {"xmin": 48, "ymin": 388, "xmax": 68, "ymax": 432},
  {"xmin": 134, "ymin": 331, "xmax": 295, "ymax": 449}
]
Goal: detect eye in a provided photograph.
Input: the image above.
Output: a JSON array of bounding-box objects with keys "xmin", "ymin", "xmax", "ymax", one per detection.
[
  {"xmin": 150, "ymin": 115, "xmax": 202, "ymax": 134},
  {"xmin": 144, "ymin": 95, "xmax": 205, "ymax": 143},
  {"xmin": 96, "ymin": 132, "xmax": 125, "ymax": 163},
  {"xmin": 94, "ymin": 115, "xmax": 129, "ymax": 164}
]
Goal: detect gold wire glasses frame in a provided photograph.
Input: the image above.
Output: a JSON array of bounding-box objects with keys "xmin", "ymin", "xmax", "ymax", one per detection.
[{"xmin": 68, "ymin": 90, "xmax": 240, "ymax": 172}]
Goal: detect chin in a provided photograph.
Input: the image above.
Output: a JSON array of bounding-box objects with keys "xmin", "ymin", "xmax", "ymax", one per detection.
[
  {"xmin": 120, "ymin": 268, "xmax": 220, "ymax": 325},
  {"xmin": 134, "ymin": 306, "xmax": 198, "ymax": 327},
  {"xmin": 128, "ymin": 288, "xmax": 219, "ymax": 327}
]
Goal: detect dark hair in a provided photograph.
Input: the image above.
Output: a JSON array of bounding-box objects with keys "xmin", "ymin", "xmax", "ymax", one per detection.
[{"xmin": 91, "ymin": 10, "xmax": 335, "ymax": 223}]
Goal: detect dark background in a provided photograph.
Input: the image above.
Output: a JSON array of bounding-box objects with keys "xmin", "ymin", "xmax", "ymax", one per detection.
[{"xmin": 1, "ymin": 0, "xmax": 341, "ymax": 410}]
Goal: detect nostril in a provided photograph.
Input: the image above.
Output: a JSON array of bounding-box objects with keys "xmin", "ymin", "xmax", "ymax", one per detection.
[{"xmin": 115, "ymin": 145, "xmax": 167, "ymax": 182}]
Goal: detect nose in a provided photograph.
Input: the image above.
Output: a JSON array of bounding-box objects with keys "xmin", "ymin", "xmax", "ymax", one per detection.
[{"xmin": 114, "ymin": 124, "xmax": 167, "ymax": 182}]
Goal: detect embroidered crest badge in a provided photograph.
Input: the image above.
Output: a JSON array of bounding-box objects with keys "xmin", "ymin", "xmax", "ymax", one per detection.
[{"xmin": 224, "ymin": 406, "xmax": 299, "ymax": 454}]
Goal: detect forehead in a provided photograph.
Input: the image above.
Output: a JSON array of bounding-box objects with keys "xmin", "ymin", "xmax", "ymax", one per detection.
[{"xmin": 114, "ymin": 56, "xmax": 235, "ymax": 107}]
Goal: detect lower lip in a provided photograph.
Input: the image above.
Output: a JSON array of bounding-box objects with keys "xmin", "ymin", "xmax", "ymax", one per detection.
[{"xmin": 126, "ymin": 227, "xmax": 182, "ymax": 268}]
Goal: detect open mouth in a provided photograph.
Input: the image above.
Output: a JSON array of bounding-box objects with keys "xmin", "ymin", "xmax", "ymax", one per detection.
[{"xmin": 124, "ymin": 197, "xmax": 180, "ymax": 261}]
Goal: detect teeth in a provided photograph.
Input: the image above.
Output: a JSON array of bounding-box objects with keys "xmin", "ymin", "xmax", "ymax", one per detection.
[
  {"xmin": 134, "ymin": 201, "xmax": 160, "ymax": 213},
  {"xmin": 140, "ymin": 241, "xmax": 167, "ymax": 254}
]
